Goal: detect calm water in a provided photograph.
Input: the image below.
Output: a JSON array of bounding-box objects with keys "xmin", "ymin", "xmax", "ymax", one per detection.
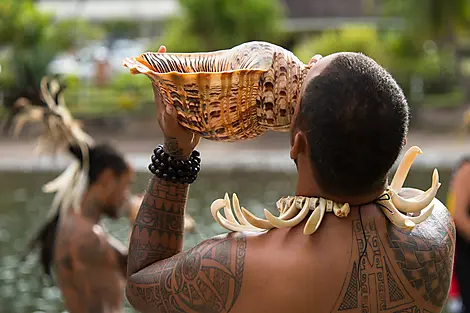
[{"xmin": 0, "ymin": 167, "xmax": 453, "ymax": 313}]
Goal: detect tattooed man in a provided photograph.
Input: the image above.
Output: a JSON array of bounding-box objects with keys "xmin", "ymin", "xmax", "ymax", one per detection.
[
  {"xmin": 26, "ymin": 143, "xmax": 135, "ymax": 313},
  {"xmin": 127, "ymin": 48, "xmax": 456, "ymax": 313},
  {"xmin": 7, "ymin": 75, "xmax": 143, "ymax": 313}
]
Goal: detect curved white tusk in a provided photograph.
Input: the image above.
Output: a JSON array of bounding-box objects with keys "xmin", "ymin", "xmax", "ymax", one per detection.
[
  {"xmin": 303, "ymin": 198, "xmax": 327, "ymax": 235},
  {"xmin": 390, "ymin": 146, "xmax": 422, "ymax": 192},
  {"xmin": 264, "ymin": 198, "xmax": 310, "ymax": 228},
  {"xmin": 215, "ymin": 211, "xmax": 262, "ymax": 232},
  {"xmin": 223, "ymin": 193, "xmax": 237, "ymax": 223},
  {"xmin": 379, "ymin": 197, "xmax": 435, "ymax": 231},
  {"xmin": 216, "ymin": 211, "xmax": 264, "ymax": 232},
  {"xmin": 279, "ymin": 200, "xmax": 299, "ymax": 220},
  {"xmin": 232, "ymin": 193, "xmax": 252, "ymax": 226},
  {"xmin": 405, "ymin": 203, "xmax": 434, "ymax": 224},
  {"xmin": 380, "ymin": 203, "xmax": 415, "ymax": 231},
  {"xmin": 211, "ymin": 198, "xmax": 256, "ymax": 232},
  {"xmin": 390, "ymin": 169, "xmax": 441, "ymax": 213},
  {"xmin": 241, "ymin": 207, "xmax": 274, "ymax": 229},
  {"xmin": 404, "ymin": 219, "xmax": 416, "ymax": 229},
  {"xmin": 211, "ymin": 198, "xmax": 227, "ymax": 220},
  {"xmin": 211, "ymin": 197, "xmax": 265, "ymax": 232}
]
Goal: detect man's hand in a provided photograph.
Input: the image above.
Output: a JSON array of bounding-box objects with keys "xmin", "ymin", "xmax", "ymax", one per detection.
[{"xmin": 153, "ymin": 45, "xmax": 201, "ymax": 159}]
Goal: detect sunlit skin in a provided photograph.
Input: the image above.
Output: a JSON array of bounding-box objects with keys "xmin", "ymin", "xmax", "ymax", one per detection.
[
  {"xmin": 125, "ymin": 48, "xmax": 456, "ymax": 313},
  {"xmin": 54, "ymin": 165, "xmax": 135, "ymax": 313}
]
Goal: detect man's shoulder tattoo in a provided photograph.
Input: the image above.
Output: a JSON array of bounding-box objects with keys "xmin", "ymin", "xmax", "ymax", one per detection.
[
  {"xmin": 127, "ymin": 232, "xmax": 247, "ymax": 313},
  {"xmin": 332, "ymin": 206, "xmax": 455, "ymax": 313}
]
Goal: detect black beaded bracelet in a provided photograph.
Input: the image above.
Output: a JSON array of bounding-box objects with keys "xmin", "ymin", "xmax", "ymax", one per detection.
[{"xmin": 148, "ymin": 144, "xmax": 201, "ymax": 184}]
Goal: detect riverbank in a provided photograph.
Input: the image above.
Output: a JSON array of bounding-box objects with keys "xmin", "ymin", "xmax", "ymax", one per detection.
[{"xmin": 1, "ymin": 130, "xmax": 469, "ymax": 172}]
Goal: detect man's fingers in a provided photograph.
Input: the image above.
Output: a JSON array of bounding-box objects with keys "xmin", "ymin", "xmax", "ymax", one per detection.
[
  {"xmin": 153, "ymin": 83, "xmax": 179, "ymax": 127},
  {"xmin": 165, "ymin": 103, "xmax": 176, "ymax": 116}
]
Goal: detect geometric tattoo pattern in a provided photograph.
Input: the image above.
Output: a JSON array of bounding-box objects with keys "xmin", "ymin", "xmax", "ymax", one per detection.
[
  {"xmin": 127, "ymin": 233, "xmax": 247, "ymax": 313},
  {"xmin": 387, "ymin": 211, "xmax": 455, "ymax": 308},
  {"xmin": 332, "ymin": 205, "xmax": 455, "ymax": 313}
]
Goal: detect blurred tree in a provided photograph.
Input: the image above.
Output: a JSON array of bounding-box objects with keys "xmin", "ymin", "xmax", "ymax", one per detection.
[
  {"xmin": 293, "ymin": 25, "xmax": 457, "ymax": 101},
  {"xmin": 102, "ymin": 20, "xmax": 141, "ymax": 41},
  {"xmin": 382, "ymin": 0, "xmax": 470, "ymax": 103},
  {"xmin": 294, "ymin": 25, "xmax": 391, "ymax": 68},
  {"xmin": 0, "ymin": 0, "xmax": 105, "ymax": 93},
  {"xmin": 382, "ymin": 0, "xmax": 470, "ymax": 44},
  {"xmin": 153, "ymin": 0, "xmax": 286, "ymax": 52}
]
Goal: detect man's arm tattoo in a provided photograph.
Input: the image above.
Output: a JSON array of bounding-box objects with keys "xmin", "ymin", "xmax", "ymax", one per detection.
[
  {"xmin": 127, "ymin": 233, "xmax": 247, "ymax": 313},
  {"xmin": 127, "ymin": 175, "xmax": 188, "ymax": 276}
]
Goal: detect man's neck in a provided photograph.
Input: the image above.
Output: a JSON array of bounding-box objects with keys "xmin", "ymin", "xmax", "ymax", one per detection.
[
  {"xmin": 80, "ymin": 191, "xmax": 102, "ymax": 224},
  {"xmin": 296, "ymin": 179, "xmax": 387, "ymax": 206}
]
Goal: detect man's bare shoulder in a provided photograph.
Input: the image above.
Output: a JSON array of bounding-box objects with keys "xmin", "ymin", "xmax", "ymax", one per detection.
[
  {"xmin": 57, "ymin": 220, "xmax": 113, "ymax": 268},
  {"xmin": 126, "ymin": 231, "xmax": 248, "ymax": 313},
  {"xmin": 57, "ymin": 216, "xmax": 101, "ymax": 247},
  {"xmin": 384, "ymin": 193, "xmax": 455, "ymax": 309}
]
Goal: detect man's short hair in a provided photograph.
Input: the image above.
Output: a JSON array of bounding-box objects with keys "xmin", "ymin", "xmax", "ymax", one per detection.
[
  {"xmin": 295, "ymin": 52, "xmax": 409, "ymax": 196},
  {"xmin": 69, "ymin": 143, "xmax": 128, "ymax": 185}
]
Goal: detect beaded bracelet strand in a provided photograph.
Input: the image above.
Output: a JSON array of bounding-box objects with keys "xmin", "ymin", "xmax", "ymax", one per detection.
[{"xmin": 148, "ymin": 144, "xmax": 201, "ymax": 184}]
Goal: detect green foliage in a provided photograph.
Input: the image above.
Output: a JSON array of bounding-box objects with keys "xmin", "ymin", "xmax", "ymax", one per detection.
[
  {"xmin": 382, "ymin": 0, "xmax": 470, "ymax": 42},
  {"xmin": 0, "ymin": 0, "xmax": 52, "ymax": 47},
  {"xmin": 61, "ymin": 73, "xmax": 154, "ymax": 117},
  {"xmin": 422, "ymin": 90, "xmax": 463, "ymax": 108},
  {"xmin": 154, "ymin": 0, "xmax": 286, "ymax": 52},
  {"xmin": 110, "ymin": 73, "xmax": 153, "ymax": 110},
  {"xmin": 415, "ymin": 49, "xmax": 458, "ymax": 94},
  {"xmin": 102, "ymin": 20, "xmax": 141, "ymax": 39},
  {"xmin": 0, "ymin": 0, "xmax": 105, "ymax": 90},
  {"xmin": 294, "ymin": 26, "xmax": 409, "ymax": 91},
  {"xmin": 294, "ymin": 25, "xmax": 391, "ymax": 67},
  {"xmin": 293, "ymin": 25, "xmax": 457, "ymax": 102},
  {"xmin": 381, "ymin": 0, "xmax": 470, "ymax": 104}
]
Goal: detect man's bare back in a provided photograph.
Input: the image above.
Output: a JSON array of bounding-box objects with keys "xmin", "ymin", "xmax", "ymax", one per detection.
[
  {"xmin": 235, "ymin": 193, "xmax": 454, "ymax": 312},
  {"xmin": 126, "ymin": 188, "xmax": 454, "ymax": 313},
  {"xmin": 55, "ymin": 212, "xmax": 127, "ymax": 313}
]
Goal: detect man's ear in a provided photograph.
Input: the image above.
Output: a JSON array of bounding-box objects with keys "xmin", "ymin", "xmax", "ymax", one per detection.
[{"xmin": 290, "ymin": 131, "xmax": 308, "ymax": 160}]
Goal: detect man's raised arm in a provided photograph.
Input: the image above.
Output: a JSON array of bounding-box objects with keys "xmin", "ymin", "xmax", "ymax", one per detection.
[
  {"xmin": 125, "ymin": 45, "xmax": 248, "ymax": 312},
  {"xmin": 126, "ymin": 141, "xmax": 247, "ymax": 313},
  {"xmin": 127, "ymin": 175, "xmax": 188, "ymax": 276},
  {"xmin": 127, "ymin": 44, "xmax": 198, "ymax": 277}
]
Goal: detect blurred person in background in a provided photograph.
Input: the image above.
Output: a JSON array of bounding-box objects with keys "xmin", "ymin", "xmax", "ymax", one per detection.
[
  {"xmin": 43, "ymin": 142, "xmax": 135, "ymax": 313},
  {"xmin": 447, "ymin": 157, "xmax": 470, "ymax": 313},
  {"xmin": 4, "ymin": 74, "xmax": 142, "ymax": 313},
  {"xmin": 125, "ymin": 47, "xmax": 455, "ymax": 313}
]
